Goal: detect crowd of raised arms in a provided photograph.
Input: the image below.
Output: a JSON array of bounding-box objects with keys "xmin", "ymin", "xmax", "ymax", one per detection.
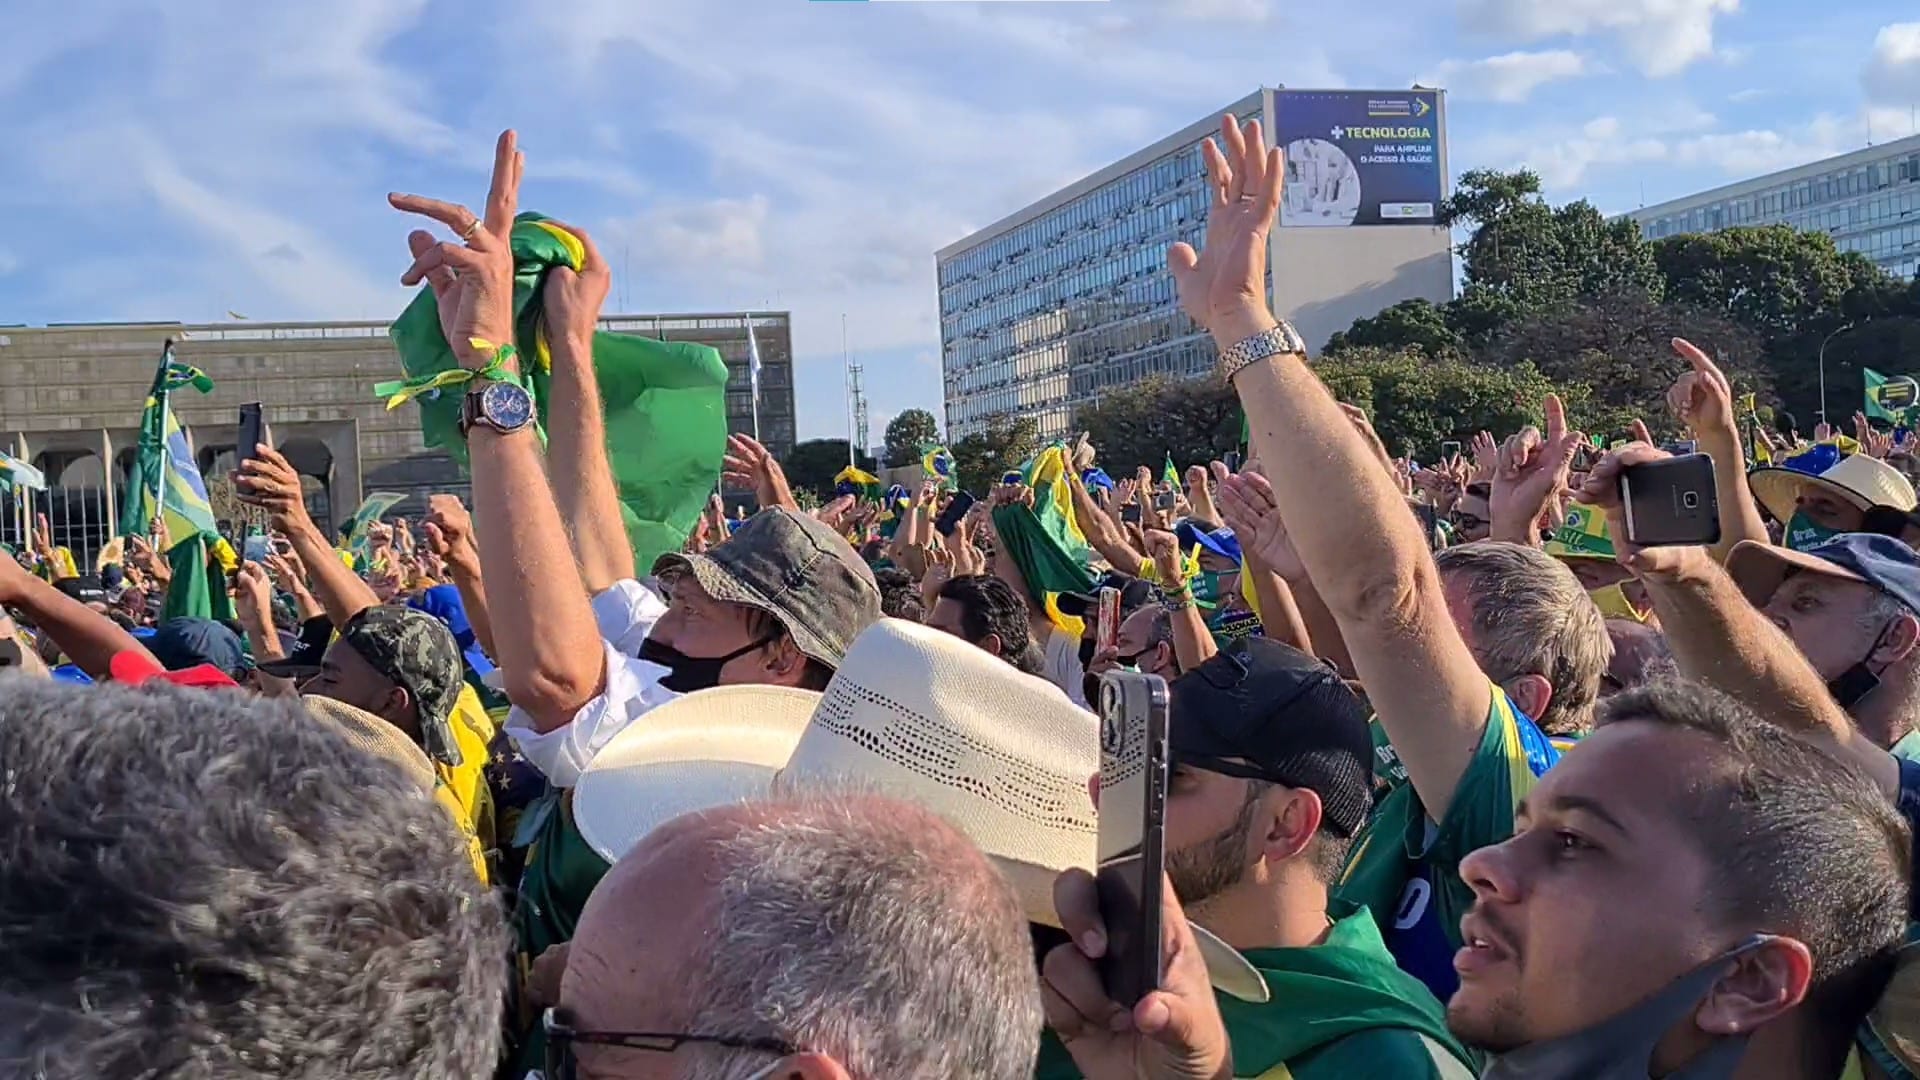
[{"xmin": 11, "ymin": 120, "xmax": 1920, "ymax": 1080}]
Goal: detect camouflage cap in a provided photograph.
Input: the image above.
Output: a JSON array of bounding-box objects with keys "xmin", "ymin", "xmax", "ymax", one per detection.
[
  {"xmin": 339, "ymin": 605, "xmax": 464, "ymax": 732},
  {"xmin": 653, "ymin": 507, "xmax": 882, "ymax": 668}
]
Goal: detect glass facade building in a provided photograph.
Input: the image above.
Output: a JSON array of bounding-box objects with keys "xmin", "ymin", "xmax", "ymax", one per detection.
[
  {"xmin": 936, "ymin": 89, "xmax": 1455, "ymax": 442},
  {"xmin": 1628, "ymin": 132, "xmax": 1920, "ymax": 282}
]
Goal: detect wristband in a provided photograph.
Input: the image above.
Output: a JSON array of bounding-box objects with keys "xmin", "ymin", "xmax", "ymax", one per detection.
[{"xmin": 374, "ymin": 340, "xmax": 524, "ymax": 411}]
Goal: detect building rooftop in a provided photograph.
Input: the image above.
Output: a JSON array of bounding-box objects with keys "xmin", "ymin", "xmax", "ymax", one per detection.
[{"xmin": 1626, "ymin": 131, "xmax": 1920, "ymax": 221}]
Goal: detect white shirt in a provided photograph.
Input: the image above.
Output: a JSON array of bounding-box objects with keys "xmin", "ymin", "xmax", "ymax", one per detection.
[
  {"xmin": 505, "ymin": 579, "xmax": 680, "ymax": 787},
  {"xmin": 1043, "ymin": 626, "xmax": 1090, "ymax": 708}
]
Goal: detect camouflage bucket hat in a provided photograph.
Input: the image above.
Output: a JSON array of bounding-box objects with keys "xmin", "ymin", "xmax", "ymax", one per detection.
[
  {"xmin": 653, "ymin": 507, "xmax": 882, "ymax": 668},
  {"xmin": 339, "ymin": 605, "xmax": 464, "ymax": 736}
]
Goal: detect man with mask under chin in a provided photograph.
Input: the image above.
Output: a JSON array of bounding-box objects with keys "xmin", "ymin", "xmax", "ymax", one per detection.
[{"xmin": 1724, "ymin": 534, "xmax": 1920, "ymax": 759}]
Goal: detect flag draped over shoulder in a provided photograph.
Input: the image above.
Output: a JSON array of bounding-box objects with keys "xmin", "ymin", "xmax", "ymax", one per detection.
[
  {"xmin": 920, "ymin": 444, "xmax": 957, "ymax": 492},
  {"xmin": 384, "ymin": 211, "xmax": 730, "ymax": 573},
  {"xmin": 834, "ymin": 465, "xmax": 884, "ymax": 501},
  {"xmin": 118, "ymin": 343, "xmax": 224, "ymax": 619},
  {"xmin": 993, "ymin": 442, "xmax": 1095, "ymax": 626}
]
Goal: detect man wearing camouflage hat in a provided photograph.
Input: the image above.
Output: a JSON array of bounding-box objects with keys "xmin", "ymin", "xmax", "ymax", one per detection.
[{"xmin": 287, "ymin": 604, "xmax": 468, "ymax": 767}]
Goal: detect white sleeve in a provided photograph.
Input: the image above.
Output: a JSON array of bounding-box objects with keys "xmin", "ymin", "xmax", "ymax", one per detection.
[
  {"xmin": 590, "ymin": 578, "xmax": 670, "ymax": 658},
  {"xmin": 1044, "ymin": 627, "xmax": 1089, "ymax": 708},
  {"xmin": 505, "ymin": 643, "xmax": 681, "ymax": 787}
]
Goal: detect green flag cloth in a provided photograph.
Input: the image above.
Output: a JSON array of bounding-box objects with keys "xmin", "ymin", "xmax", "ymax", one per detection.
[
  {"xmin": 1864, "ymin": 368, "xmax": 1917, "ymax": 424},
  {"xmin": 385, "ymin": 212, "xmax": 730, "ymax": 572},
  {"xmin": 832, "ymin": 464, "xmax": 884, "ymax": 501},
  {"xmin": 160, "ymin": 536, "xmax": 233, "ymax": 624},
  {"xmin": 992, "ymin": 442, "xmax": 1095, "ymax": 619},
  {"xmin": 122, "ymin": 343, "xmax": 223, "ymax": 620},
  {"xmin": 1163, "ymin": 453, "xmax": 1181, "ymax": 489}
]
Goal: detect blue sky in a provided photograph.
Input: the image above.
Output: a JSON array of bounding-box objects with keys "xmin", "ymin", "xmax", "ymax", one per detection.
[{"xmin": 2, "ymin": 0, "xmax": 1918, "ymax": 443}]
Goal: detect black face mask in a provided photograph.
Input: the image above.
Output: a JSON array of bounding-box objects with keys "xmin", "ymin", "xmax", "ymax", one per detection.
[
  {"xmin": 1829, "ymin": 620, "xmax": 1896, "ymax": 711},
  {"xmin": 1078, "ymin": 637, "xmax": 1099, "ymax": 669},
  {"xmin": 638, "ymin": 635, "xmax": 773, "ymax": 694}
]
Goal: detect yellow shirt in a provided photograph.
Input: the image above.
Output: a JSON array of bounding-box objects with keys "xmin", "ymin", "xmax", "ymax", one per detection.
[{"xmin": 434, "ymin": 683, "xmax": 499, "ymax": 883}]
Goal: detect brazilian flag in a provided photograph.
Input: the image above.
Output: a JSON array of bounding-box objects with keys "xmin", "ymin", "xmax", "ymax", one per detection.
[
  {"xmin": 993, "ymin": 442, "xmax": 1095, "ymax": 629},
  {"xmin": 834, "ymin": 465, "xmax": 884, "ymax": 501}
]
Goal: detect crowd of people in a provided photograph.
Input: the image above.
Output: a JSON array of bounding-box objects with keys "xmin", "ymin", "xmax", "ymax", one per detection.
[{"xmin": 7, "ymin": 118, "xmax": 1920, "ymax": 1080}]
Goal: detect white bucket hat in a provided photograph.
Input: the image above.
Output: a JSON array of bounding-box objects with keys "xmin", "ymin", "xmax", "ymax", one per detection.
[
  {"xmin": 574, "ymin": 618, "xmax": 1270, "ymax": 1003},
  {"xmin": 1749, "ymin": 452, "xmax": 1917, "ymax": 526}
]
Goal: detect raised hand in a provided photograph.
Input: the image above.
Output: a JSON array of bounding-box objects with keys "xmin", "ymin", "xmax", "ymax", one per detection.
[
  {"xmin": 1574, "ymin": 442, "xmax": 1706, "ymax": 578},
  {"xmin": 1215, "ymin": 466, "xmax": 1306, "ymax": 582},
  {"xmin": 720, "ymin": 433, "xmax": 797, "ymax": 511},
  {"xmin": 423, "ymin": 493, "xmax": 480, "ymax": 576},
  {"xmin": 1489, "ymin": 394, "xmax": 1584, "ymax": 543},
  {"xmin": 1144, "ymin": 529, "xmax": 1186, "ymax": 588},
  {"xmin": 1470, "ymin": 430, "xmax": 1500, "ymax": 483},
  {"xmin": 233, "ymin": 561, "xmax": 274, "ymax": 630},
  {"xmin": 1666, "ymin": 338, "xmax": 1737, "ymax": 440},
  {"xmin": 1168, "ymin": 114, "xmax": 1283, "ymax": 345},
  {"xmin": 233, "ymin": 446, "xmax": 316, "ymax": 536},
  {"xmin": 1114, "ymin": 477, "xmax": 1139, "ymax": 509},
  {"xmin": 539, "ymin": 220, "xmax": 611, "ymax": 349},
  {"xmin": 389, "ymin": 130, "xmax": 523, "ymax": 369}
]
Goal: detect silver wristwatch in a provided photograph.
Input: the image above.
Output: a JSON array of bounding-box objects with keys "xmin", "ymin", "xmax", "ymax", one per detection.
[{"xmin": 1217, "ymin": 321, "xmax": 1308, "ymax": 382}]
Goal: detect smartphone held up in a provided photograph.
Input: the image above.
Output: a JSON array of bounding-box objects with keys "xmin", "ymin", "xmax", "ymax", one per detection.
[
  {"xmin": 1619, "ymin": 452, "xmax": 1719, "ymax": 547},
  {"xmin": 1094, "ymin": 669, "xmax": 1170, "ymax": 1008}
]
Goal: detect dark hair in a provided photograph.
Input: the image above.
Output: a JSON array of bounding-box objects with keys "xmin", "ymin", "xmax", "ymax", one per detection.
[
  {"xmin": 936, "ymin": 575, "xmax": 1033, "ymax": 666},
  {"xmin": 0, "ymin": 678, "xmax": 508, "ymax": 1078},
  {"xmin": 1598, "ymin": 679, "xmax": 1908, "ymax": 1043},
  {"xmin": 873, "ymin": 567, "xmax": 925, "ymax": 622},
  {"xmin": 740, "ymin": 606, "xmax": 840, "ymax": 689}
]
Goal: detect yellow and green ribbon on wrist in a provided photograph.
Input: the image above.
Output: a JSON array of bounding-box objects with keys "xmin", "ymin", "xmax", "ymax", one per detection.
[{"xmin": 374, "ymin": 341, "xmax": 524, "ymax": 410}]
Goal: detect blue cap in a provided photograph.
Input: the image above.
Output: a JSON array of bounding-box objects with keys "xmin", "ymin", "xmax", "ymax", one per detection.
[
  {"xmin": 1175, "ymin": 519, "xmax": 1242, "ymax": 564},
  {"xmin": 1728, "ymin": 533, "xmax": 1920, "ymax": 616},
  {"xmin": 149, "ymin": 617, "xmax": 249, "ymax": 679}
]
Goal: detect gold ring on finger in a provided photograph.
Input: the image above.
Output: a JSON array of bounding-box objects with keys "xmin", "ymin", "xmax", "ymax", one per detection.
[{"xmin": 460, "ymin": 218, "xmax": 483, "ymax": 241}]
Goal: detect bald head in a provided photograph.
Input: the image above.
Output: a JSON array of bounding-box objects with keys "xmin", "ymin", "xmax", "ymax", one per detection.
[{"xmin": 560, "ymin": 791, "xmax": 1042, "ymax": 1079}]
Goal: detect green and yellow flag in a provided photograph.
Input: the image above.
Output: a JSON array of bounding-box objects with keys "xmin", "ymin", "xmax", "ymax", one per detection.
[
  {"xmin": 833, "ymin": 464, "xmax": 884, "ymax": 501},
  {"xmin": 994, "ymin": 442, "xmax": 1096, "ymax": 630},
  {"xmin": 385, "ymin": 212, "xmax": 729, "ymax": 573},
  {"xmin": 1163, "ymin": 453, "xmax": 1181, "ymax": 490},
  {"xmin": 118, "ymin": 342, "xmax": 226, "ymax": 620}
]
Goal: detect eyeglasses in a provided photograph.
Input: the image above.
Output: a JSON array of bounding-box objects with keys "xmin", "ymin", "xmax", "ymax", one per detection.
[
  {"xmin": 1450, "ymin": 511, "xmax": 1488, "ymax": 531},
  {"xmin": 542, "ymin": 1008, "xmax": 800, "ymax": 1080}
]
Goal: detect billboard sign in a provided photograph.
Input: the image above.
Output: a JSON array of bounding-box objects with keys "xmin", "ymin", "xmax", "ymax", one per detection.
[{"xmin": 1274, "ymin": 90, "xmax": 1442, "ymax": 228}]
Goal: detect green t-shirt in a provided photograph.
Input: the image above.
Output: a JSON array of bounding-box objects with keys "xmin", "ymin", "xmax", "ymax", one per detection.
[
  {"xmin": 506, "ymin": 790, "xmax": 613, "ymax": 1076},
  {"xmin": 1035, "ymin": 906, "xmax": 1477, "ymax": 1079},
  {"xmin": 1335, "ymin": 686, "xmax": 1559, "ymax": 1004}
]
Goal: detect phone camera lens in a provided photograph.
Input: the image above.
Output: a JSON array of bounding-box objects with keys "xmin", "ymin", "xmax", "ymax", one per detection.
[{"xmin": 1682, "ymin": 491, "xmax": 1700, "ymax": 509}]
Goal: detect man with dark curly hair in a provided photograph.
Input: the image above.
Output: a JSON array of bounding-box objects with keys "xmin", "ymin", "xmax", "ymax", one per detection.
[{"xmin": 0, "ymin": 678, "xmax": 509, "ymax": 1078}]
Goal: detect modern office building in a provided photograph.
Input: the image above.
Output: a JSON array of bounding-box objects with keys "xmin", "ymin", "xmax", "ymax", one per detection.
[
  {"xmin": 936, "ymin": 86, "xmax": 1454, "ymax": 440},
  {"xmin": 0, "ymin": 312, "xmax": 794, "ymax": 562},
  {"xmin": 1627, "ymin": 132, "xmax": 1920, "ymax": 281}
]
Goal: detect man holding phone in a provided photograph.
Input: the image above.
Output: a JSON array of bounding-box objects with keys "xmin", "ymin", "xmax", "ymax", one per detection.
[{"xmin": 1039, "ymin": 639, "xmax": 1477, "ymax": 1079}]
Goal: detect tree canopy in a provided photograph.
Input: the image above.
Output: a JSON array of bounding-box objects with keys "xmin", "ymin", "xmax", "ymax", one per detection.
[{"xmin": 881, "ymin": 408, "xmax": 941, "ymax": 467}]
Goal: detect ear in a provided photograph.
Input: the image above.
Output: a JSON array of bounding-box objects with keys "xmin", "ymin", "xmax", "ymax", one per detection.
[
  {"xmin": 1875, "ymin": 612, "xmax": 1920, "ymax": 667},
  {"xmin": 766, "ymin": 634, "xmax": 807, "ymax": 682},
  {"xmin": 387, "ymin": 684, "xmax": 415, "ymax": 722},
  {"xmin": 1692, "ymin": 938, "xmax": 1813, "ymax": 1036},
  {"xmin": 1503, "ymin": 674, "xmax": 1554, "ymax": 725},
  {"xmin": 980, "ymin": 631, "xmax": 1005, "ymax": 658},
  {"xmin": 1260, "ymin": 786, "xmax": 1322, "ymax": 866}
]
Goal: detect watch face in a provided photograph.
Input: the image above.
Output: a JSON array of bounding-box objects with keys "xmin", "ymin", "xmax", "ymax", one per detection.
[{"xmin": 481, "ymin": 381, "xmax": 534, "ymax": 431}]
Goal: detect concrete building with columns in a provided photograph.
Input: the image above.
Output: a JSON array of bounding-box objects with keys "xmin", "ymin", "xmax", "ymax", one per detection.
[{"xmin": 0, "ymin": 312, "xmax": 795, "ymax": 564}]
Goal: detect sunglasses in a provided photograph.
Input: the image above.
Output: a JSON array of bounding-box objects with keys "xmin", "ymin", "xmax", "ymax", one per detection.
[
  {"xmin": 542, "ymin": 1008, "xmax": 800, "ymax": 1080},
  {"xmin": 1450, "ymin": 511, "xmax": 1488, "ymax": 531}
]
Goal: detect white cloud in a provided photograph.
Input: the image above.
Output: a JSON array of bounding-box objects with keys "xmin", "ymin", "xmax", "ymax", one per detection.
[
  {"xmin": 1422, "ymin": 50, "xmax": 1592, "ymax": 103},
  {"xmin": 1727, "ymin": 87, "xmax": 1770, "ymax": 103},
  {"xmin": 1864, "ymin": 23, "xmax": 1920, "ymax": 105},
  {"xmin": 1457, "ymin": 0, "xmax": 1741, "ymax": 77}
]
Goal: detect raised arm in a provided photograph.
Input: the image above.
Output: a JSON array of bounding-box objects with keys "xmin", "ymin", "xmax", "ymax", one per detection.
[
  {"xmin": 1577, "ymin": 444, "xmax": 1899, "ymax": 795},
  {"xmin": 1173, "ymin": 114, "xmax": 1492, "ymax": 819},
  {"xmin": 1145, "ymin": 529, "xmax": 1216, "ymax": 671},
  {"xmin": 1069, "ymin": 472, "xmax": 1148, "ymax": 578},
  {"xmin": 235, "ymin": 445, "xmax": 380, "ymax": 625},
  {"xmin": 1667, "ymin": 338, "xmax": 1769, "ymax": 561},
  {"xmin": 389, "ymin": 130, "xmax": 605, "ymax": 731},
  {"xmin": 1488, "ymin": 395, "xmax": 1582, "ymax": 547},
  {"xmin": 540, "ymin": 222, "xmax": 636, "ymax": 594},
  {"xmin": 0, "ymin": 558, "xmax": 159, "ymax": 677},
  {"xmin": 424, "ymin": 494, "xmax": 499, "ymax": 661}
]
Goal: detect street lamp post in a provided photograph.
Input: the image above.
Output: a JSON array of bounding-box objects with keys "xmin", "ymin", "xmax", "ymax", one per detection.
[{"xmin": 1818, "ymin": 322, "xmax": 1857, "ymax": 426}]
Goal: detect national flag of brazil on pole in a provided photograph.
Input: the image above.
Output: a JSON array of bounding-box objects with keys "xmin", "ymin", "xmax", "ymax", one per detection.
[
  {"xmin": 118, "ymin": 341, "xmax": 228, "ymax": 620},
  {"xmin": 993, "ymin": 442, "xmax": 1095, "ymax": 630}
]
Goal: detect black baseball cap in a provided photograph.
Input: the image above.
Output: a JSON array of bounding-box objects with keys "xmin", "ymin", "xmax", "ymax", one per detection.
[
  {"xmin": 1169, "ymin": 637, "xmax": 1375, "ymax": 837},
  {"xmin": 1056, "ymin": 572, "xmax": 1157, "ymax": 620}
]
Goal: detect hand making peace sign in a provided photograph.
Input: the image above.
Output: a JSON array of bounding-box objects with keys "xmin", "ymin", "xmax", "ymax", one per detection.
[{"xmin": 389, "ymin": 130, "xmax": 525, "ymax": 369}]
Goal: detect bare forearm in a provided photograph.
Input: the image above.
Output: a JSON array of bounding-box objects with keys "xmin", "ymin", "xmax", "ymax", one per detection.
[
  {"xmin": 448, "ymin": 557, "xmax": 499, "ymax": 661},
  {"xmin": 470, "ymin": 428, "xmax": 606, "ymax": 730},
  {"xmin": 5, "ymin": 577, "xmax": 158, "ymax": 677},
  {"xmin": 1700, "ymin": 431, "xmax": 1769, "ymax": 563},
  {"xmin": 1071, "ymin": 482, "xmax": 1146, "ymax": 577},
  {"xmin": 1286, "ymin": 574, "xmax": 1351, "ymax": 676},
  {"xmin": 1647, "ymin": 559, "xmax": 1897, "ymax": 792},
  {"xmin": 287, "ymin": 583, "xmax": 325, "ymax": 621},
  {"xmin": 549, "ymin": 337, "xmax": 636, "ymax": 592},
  {"xmin": 1245, "ymin": 559, "xmax": 1311, "ymax": 656},
  {"xmin": 1170, "ymin": 600, "xmax": 1216, "ymax": 671},
  {"xmin": 285, "ymin": 521, "xmax": 379, "ymax": 625}
]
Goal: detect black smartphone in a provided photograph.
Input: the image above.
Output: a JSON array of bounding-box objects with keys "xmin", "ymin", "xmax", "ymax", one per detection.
[
  {"xmin": 1440, "ymin": 440, "xmax": 1462, "ymax": 459},
  {"xmin": 1223, "ymin": 451, "xmax": 1243, "ymax": 474},
  {"xmin": 238, "ymin": 402, "xmax": 270, "ymax": 465},
  {"xmin": 1621, "ymin": 453, "xmax": 1720, "ymax": 547},
  {"xmin": 1120, "ymin": 504, "xmax": 1142, "ymax": 525},
  {"xmin": 1096, "ymin": 670, "xmax": 1170, "ymax": 1008},
  {"xmin": 935, "ymin": 490, "xmax": 977, "ymax": 537}
]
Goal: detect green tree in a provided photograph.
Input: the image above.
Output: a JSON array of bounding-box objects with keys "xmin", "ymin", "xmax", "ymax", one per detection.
[
  {"xmin": 1323, "ymin": 298, "xmax": 1465, "ymax": 357},
  {"xmin": 1072, "ymin": 375, "xmax": 1241, "ymax": 477},
  {"xmin": 1442, "ymin": 169, "xmax": 1663, "ymax": 314},
  {"xmin": 951, "ymin": 416, "xmax": 1040, "ymax": 494},
  {"xmin": 1312, "ymin": 347, "xmax": 1570, "ymax": 460},
  {"xmin": 780, "ymin": 439, "xmax": 877, "ymax": 501},
  {"xmin": 1653, "ymin": 226, "xmax": 1872, "ymax": 339},
  {"xmin": 881, "ymin": 408, "xmax": 942, "ymax": 467}
]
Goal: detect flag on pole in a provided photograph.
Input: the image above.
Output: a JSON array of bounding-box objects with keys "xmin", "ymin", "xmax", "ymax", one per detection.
[
  {"xmin": 745, "ymin": 318, "xmax": 764, "ymax": 441},
  {"xmin": 1865, "ymin": 369, "xmax": 1919, "ymax": 424},
  {"xmin": 1162, "ymin": 453, "xmax": 1181, "ymax": 490},
  {"xmin": 920, "ymin": 443, "xmax": 957, "ymax": 492},
  {"xmin": 118, "ymin": 342, "xmax": 223, "ymax": 619}
]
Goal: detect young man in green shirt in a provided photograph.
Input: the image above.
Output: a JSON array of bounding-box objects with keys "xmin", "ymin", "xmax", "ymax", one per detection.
[{"xmin": 1040, "ymin": 638, "xmax": 1476, "ymax": 1079}]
